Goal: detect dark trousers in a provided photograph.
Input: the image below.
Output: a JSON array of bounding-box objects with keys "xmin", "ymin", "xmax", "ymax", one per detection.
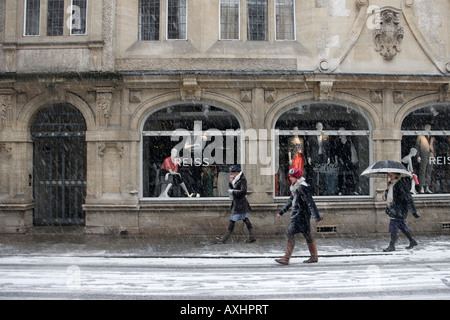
[{"xmin": 389, "ymin": 219, "xmax": 410, "ymax": 235}]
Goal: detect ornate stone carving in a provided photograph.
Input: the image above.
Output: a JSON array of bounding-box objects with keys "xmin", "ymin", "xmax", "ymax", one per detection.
[
  {"xmin": 117, "ymin": 142, "xmax": 125, "ymax": 158},
  {"xmin": 180, "ymin": 76, "xmax": 202, "ymax": 101},
  {"xmin": 374, "ymin": 8, "xmax": 404, "ymax": 61},
  {"xmin": 0, "ymin": 94, "xmax": 11, "ymax": 131},
  {"xmin": 96, "ymin": 89, "xmax": 113, "ymax": 128},
  {"xmin": 318, "ymin": 81, "xmax": 334, "ymax": 101},
  {"xmin": 2, "ymin": 143, "xmax": 13, "ymax": 159},
  {"xmin": 240, "ymin": 90, "xmax": 252, "ymax": 102},
  {"xmin": 97, "ymin": 142, "xmax": 106, "ymax": 158},
  {"xmin": 264, "ymin": 90, "xmax": 277, "ymax": 103}
]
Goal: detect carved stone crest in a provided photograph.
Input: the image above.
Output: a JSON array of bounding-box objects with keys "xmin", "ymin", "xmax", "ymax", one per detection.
[{"xmin": 374, "ymin": 8, "xmax": 404, "ymax": 61}]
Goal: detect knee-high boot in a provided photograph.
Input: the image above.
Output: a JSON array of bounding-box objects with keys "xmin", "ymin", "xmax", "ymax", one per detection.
[
  {"xmin": 216, "ymin": 221, "xmax": 235, "ymax": 243},
  {"xmin": 303, "ymin": 242, "xmax": 318, "ymax": 263},
  {"xmin": 404, "ymin": 231, "xmax": 418, "ymax": 249},
  {"xmin": 276, "ymin": 239, "xmax": 295, "ymax": 265},
  {"xmin": 383, "ymin": 234, "xmax": 398, "ymax": 252},
  {"xmin": 243, "ymin": 218, "xmax": 256, "ymax": 243}
]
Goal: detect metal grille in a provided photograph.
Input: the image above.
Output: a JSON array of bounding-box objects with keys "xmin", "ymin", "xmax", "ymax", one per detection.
[{"xmin": 31, "ymin": 104, "xmax": 87, "ymax": 225}]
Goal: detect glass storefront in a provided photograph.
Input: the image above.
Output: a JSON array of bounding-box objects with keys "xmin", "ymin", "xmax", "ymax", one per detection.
[
  {"xmin": 401, "ymin": 104, "xmax": 450, "ymax": 195},
  {"xmin": 142, "ymin": 104, "xmax": 241, "ymax": 198},
  {"xmin": 275, "ymin": 103, "xmax": 372, "ymax": 197}
]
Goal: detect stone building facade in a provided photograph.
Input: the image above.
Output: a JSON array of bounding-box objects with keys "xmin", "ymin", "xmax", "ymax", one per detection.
[{"xmin": 0, "ymin": 0, "xmax": 449, "ymax": 236}]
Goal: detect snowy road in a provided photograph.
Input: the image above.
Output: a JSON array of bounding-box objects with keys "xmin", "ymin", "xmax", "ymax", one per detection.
[{"xmin": 0, "ymin": 251, "xmax": 449, "ymax": 300}]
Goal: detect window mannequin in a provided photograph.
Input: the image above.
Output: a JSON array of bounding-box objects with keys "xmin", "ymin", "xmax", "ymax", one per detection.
[
  {"xmin": 159, "ymin": 148, "xmax": 192, "ymax": 197},
  {"xmin": 402, "ymin": 147, "xmax": 418, "ymax": 194},
  {"xmin": 334, "ymin": 128, "xmax": 358, "ymax": 195},
  {"xmin": 415, "ymin": 124, "xmax": 435, "ymax": 194},
  {"xmin": 306, "ymin": 122, "xmax": 330, "ymax": 195},
  {"xmin": 307, "ymin": 122, "xmax": 330, "ymax": 166},
  {"xmin": 288, "ymin": 126, "xmax": 305, "ymax": 172}
]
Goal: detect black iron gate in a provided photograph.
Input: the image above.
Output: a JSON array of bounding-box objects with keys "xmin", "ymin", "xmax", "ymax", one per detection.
[{"xmin": 31, "ymin": 104, "xmax": 87, "ymax": 225}]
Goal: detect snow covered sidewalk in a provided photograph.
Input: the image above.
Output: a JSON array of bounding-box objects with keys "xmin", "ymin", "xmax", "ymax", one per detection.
[
  {"xmin": 0, "ymin": 233, "xmax": 449, "ymax": 259},
  {"xmin": 0, "ymin": 234, "xmax": 449, "ymax": 300}
]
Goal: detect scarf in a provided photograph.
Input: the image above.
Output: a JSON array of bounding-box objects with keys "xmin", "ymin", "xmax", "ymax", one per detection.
[
  {"xmin": 231, "ymin": 171, "xmax": 243, "ymax": 188},
  {"xmin": 290, "ymin": 177, "xmax": 306, "ymax": 194}
]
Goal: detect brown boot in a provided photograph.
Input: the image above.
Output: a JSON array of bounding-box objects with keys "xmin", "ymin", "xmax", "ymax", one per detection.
[
  {"xmin": 303, "ymin": 242, "xmax": 318, "ymax": 263},
  {"xmin": 275, "ymin": 241, "xmax": 295, "ymax": 265}
]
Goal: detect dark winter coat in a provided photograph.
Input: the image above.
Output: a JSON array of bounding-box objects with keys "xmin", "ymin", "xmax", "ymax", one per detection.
[
  {"xmin": 229, "ymin": 172, "xmax": 251, "ymax": 214},
  {"xmin": 279, "ymin": 180, "xmax": 323, "ymax": 234},
  {"xmin": 385, "ymin": 177, "xmax": 419, "ymax": 220}
]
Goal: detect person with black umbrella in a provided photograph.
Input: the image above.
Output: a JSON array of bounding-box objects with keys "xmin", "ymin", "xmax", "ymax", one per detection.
[
  {"xmin": 361, "ymin": 160, "xmax": 421, "ymax": 252},
  {"xmin": 382, "ymin": 172, "xmax": 420, "ymax": 252}
]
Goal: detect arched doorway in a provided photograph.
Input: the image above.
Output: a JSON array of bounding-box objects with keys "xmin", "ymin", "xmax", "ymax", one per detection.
[
  {"xmin": 275, "ymin": 102, "xmax": 372, "ymax": 197},
  {"xmin": 31, "ymin": 104, "xmax": 87, "ymax": 225},
  {"xmin": 141, "ymin": 103, "xmax": 242, "ymax": 199}
]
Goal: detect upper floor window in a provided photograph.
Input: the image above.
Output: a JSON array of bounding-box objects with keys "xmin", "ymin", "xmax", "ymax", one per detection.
[
  {"xmin": 139, "ymin": 0, "xmax": 160, "ymax": 41},
  {"xmin": 23, "ymin": 0, "xmax": 88, "ymax": 37},
  {"xmin": 47, "ymin": 0, "xmax": 65, "ymax": 36},
  {"xmin": 220, "ymin": 0, "xmax": 240, "ymax": 40},
  {"xmin": 275, "ymin": 0, "xmax": 295, "ymax": 41},
  {"xmin": 247, "ymin": 0, "xmax": 267, "ymax": 41},
  {"xmin": 24, "ymin": 0, "xmax": 41, "ymax": 36},
  {"xmin": 70, "ymin": 0, "xmax": 88, "ymax": 35},
  {"xmin": 167, "ymin": 0, "xmax": 187, "ymax": 40}
]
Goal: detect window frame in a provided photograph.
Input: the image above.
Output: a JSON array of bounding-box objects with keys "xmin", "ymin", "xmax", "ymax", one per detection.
[
  {"xmin": 139, "ymin": 103, "xmax": 244, "ymax": 201},
  {"xmin": 401, "ymin": 104, "xmax": 450, "ymax": 197},
  {"xmin": 46, "ymin": 0, "xmax": 65, "ymax": 37},
  {"xmin": 247, "ymin": 0, "xmax": 268, "ymax": 41},
  {"xmin": 274, "ymin": 0, "xmax": 296, "ymax": 41},
  {"xmin": 69, "ymin": 0, "xmax": 88, "ymax": 36},
  {"xmin": 138, "ymin": 0, "xmax": 161, "ymax": 41},
  {"xmin": 23, "ymin": 0, "xmax": 41, "ymax": 36},
  {"xmin": 166, "ymin": 0, "xmax": 188, "ymax": 41},
  {"xmin": 273, "ymin": 102, "xmax": 374, "ymax": 200},
  {"xmin": 219, "ymin": 0, "xmax": 241, "ymax": 41}
]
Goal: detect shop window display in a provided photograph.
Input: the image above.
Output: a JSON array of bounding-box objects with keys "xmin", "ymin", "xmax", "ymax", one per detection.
[
  {"xmin": 275, "ymin": 103, "xmax": 371, "ymax": 197},
  {"xmin": 401, "ymin": 104, "xmax": 450, "ymax": 195},
  {"xmin": 142, "ymin": 104, "xmax": 241, "ymax": 199}
]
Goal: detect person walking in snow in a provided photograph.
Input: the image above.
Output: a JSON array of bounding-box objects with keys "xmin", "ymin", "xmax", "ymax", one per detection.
[
  {"xmin": 216, "ymin": 165, "xmax": 255, "ymax": 244},
  {"xmin": 276, "ymin": 168, "xmax": 323, "ymax": 265},
  {"xmin": 382, "ymin": 172, "xmax": 420, "ymax": 252}
]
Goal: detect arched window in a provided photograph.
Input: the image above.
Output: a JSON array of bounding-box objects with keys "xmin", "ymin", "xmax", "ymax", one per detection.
[
  {"xmin": 141, "ymin": 103, "xmax": 241, "ymax": 199},
  {"xmin": 401, "ymin": 104, "xmax": 450, "ymax": 195},
  {"xmin": 275, "ymin": 102, "xmax": 372, "ymax": 197}
]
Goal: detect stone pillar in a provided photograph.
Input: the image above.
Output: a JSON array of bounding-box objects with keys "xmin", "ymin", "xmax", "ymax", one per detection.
[
  {"xmin": 371, "ymin": 89, "xmax": 404, "ymax": 233},
  {"xmin": 84, "ymin": 130, "xmax": 140, "ymax": 235},
  {"xmin": 0, "ymin": 89, "xmax": 33, "ymax": 233}
]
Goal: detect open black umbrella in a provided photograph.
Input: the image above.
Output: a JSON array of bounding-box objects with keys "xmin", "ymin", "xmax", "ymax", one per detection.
[{"xmin": 361, "ymin": 160, "xmax": 412, "ymax": 178}]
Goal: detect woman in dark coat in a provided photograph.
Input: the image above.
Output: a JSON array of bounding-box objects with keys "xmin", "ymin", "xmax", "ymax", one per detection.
[
  {"xmin": 383, "ymin": 172, "xmax": 420, "ymax": 252},
  {"xmin": 216, "ymin": 165, "xmax": 255, "ymax": 243},
  {"xmin": 276, "ymin": 168, "xmax": 323, "ymax": 265}
]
